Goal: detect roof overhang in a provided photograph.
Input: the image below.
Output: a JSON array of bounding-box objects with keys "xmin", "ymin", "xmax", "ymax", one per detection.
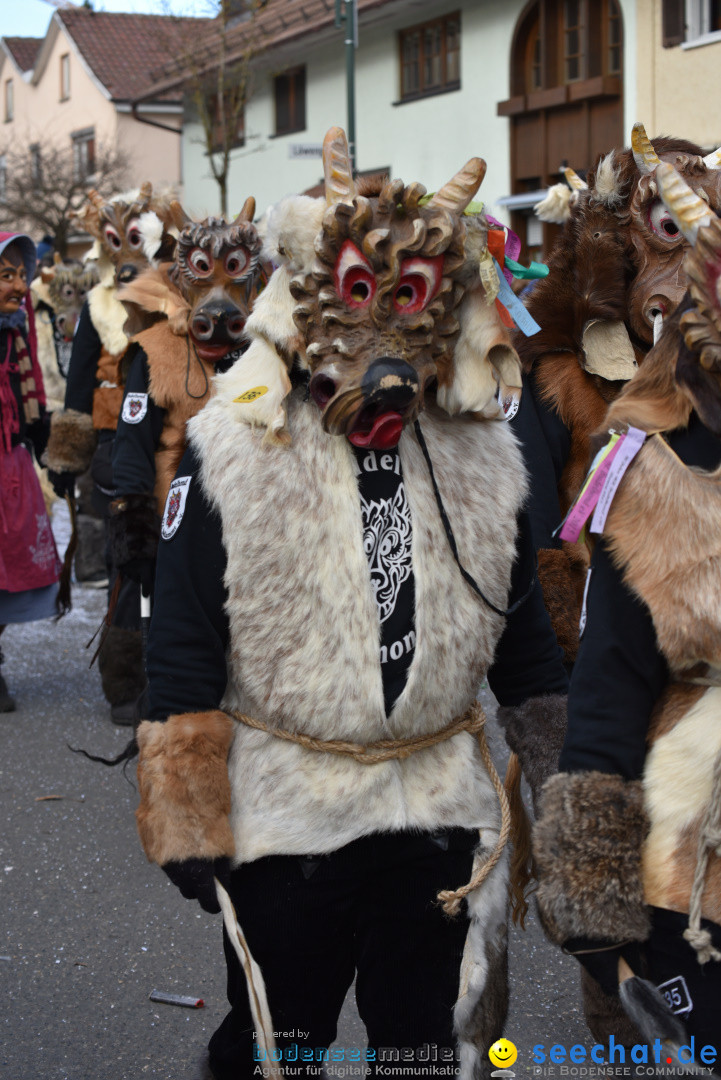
[{"xmin": 495, "ymin": 190, "xmax": 549, "ymax": 211}]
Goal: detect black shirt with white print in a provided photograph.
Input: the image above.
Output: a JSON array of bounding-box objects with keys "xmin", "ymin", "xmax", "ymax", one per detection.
[{"xmin": 352, "ymin": 447, "xmax": 415, "ymax": 717}]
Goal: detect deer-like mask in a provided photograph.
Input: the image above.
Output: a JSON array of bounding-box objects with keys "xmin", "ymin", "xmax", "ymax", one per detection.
[
  {"xmin": 73, "ymin": 182, "xmax": 176, "ymax": 287},
  {"xmin": 289, "ymin": 127, "xmax": 487, "ymax": 449},
  {"xmin": 167, "ymin": 198, "xmax": 262, "ymax": 362},
  {"xmin": 44, "ymin": 256, "xmax": 99, "ymax": 340}
]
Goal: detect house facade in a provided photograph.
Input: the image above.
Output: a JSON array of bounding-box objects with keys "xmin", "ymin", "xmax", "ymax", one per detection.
[
  {"xmin": 0, "ymin": 7, "xmax": 209, "ymax": 251},
  {"xmin": 144, "ymin": 0, "xmax": 720, "ymax": 267}
]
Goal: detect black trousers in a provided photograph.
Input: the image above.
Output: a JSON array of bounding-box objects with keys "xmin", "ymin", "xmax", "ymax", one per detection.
[
  {"xmin": 207, "ymin": 828, "xmax": 478, "ymax": 1080},
  {"xmin": 646, "ymin": 907, "xmax": 721, "ymax": 1063}
]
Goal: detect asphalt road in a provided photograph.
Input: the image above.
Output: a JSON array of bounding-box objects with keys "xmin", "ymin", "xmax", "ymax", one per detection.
[{"xmin": 0, "ymin": 511, "xmax": 592, "ymax": 1080}]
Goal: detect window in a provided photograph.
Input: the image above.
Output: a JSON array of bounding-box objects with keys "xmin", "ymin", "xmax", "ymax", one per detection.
[
  {"xmin": 0, "ymin": 155, "xmax": 6, "ymax": 204},
  {"xmin": 72, "ymin": 128, "xmax": 95, "ymax": 181},
  {"xmin": 30, "ymin": 144, "xmax": 42, "ymax": 189},
  {"xmin": 564, "ymin": 0, "xmax": 585, "ymax": 82},
  {"xmin": 60, "ymin": 54, "xmax": 70, "ymax": 100},
  {"xmin": 4, "ymin": 79, "xmax": 13, "ymax": 122},
  {"xmin": 399, "ymin": 13, "xmax": 460, "ymax": 101},
  {"xmin": 274, "ymin": 66, "xmax": 305, "ymax": 136},
  {"xmin": 665, "ymin": 0, "xmax": 721, "ymax": 45},
  {"xmin": 207, "ymin": 90, "xmax": 245, "ymax": 153}
]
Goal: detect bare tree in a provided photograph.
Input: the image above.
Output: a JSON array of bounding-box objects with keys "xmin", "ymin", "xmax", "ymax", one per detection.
[
  {"xmin": 0, "ymin": 138, "xmax": 128, "ymax": 257},
  {"xmin": 157, "ymin": 0, "xmax": 266, "ymax": 216}
]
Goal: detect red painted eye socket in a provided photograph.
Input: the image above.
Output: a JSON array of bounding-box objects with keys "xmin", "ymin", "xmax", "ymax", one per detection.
[
  {"xmin": 126, "ymin": 219, "xmax": 143, "ymax": 249},
  {"xmin": 648, "ymin": 199, "xmax": 681, "ymax": 241},
  {"xmin": 335, "ymin": 240, "xmax": 376, "ymax": 308},
  {"xmin": 188, "ymin": 247, "xmax": 214, "ymax": 276},
  {"xmin": 103, "ymin": 225, "xmax": 122, "ymax": 250},
  {"xmin": 225, "ymin": 248, "xmax": 249, "ymax": 278},
  {"xmin": 393, "ymin": 256, "xmax": 444, "ymax": 314}
]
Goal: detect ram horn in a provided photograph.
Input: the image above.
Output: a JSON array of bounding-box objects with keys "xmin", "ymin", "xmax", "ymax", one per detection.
[
  {"xmin": 703, "ymin": 146, "xmax": 721, "ymax": 169},
  {"xmin": 323, "ymin": 126, "xmax": 356, "ymax": 207},
  {"xmin": 233, "ymin": 196, "xmax": 256, "ymax": 224},
  {"xmin": 427, "ymin": 158, "xmax": 487, "ymax": 213},
  {"xmin": 656, "ymin": 161, "xmax": 715, "ymax": 243},
  {"xmin": 563, "ymin": 167, "xmax": 587, "ymax": 191},
  {"xmin": 169, "ymin": 200, "xmax": 193, "ymax": 232},
  {"xmin": 631, "ymin": 122, "xmax": 662, "ymax": 176}
]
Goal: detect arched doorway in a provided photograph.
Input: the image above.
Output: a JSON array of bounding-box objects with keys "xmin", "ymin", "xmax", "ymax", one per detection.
[{"xmin": 497, "ymin": 0, "xmax": 624, "ymax": 264}]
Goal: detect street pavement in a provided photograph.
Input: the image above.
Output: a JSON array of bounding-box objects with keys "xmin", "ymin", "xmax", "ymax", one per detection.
[{"xmin": 0, "ymin": 509, "xmax": 592, "ymax": 1080}]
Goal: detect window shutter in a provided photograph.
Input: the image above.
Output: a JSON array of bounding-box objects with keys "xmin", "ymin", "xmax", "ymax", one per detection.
[{"xmin": 662, "ymin": 0, "xmax": 685, "ymax": 47}]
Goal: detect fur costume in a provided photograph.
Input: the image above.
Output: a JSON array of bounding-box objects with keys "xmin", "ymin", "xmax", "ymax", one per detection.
[
  {"xmin": 515, "ymin": 124, "xmax": 721, "ymax": 663},
  {"xmin": 45, "ymin": 185, "xmax": 176, "ymax": 475},
  {"xmin": 136, "ymin": 127, "xmax": 536, "ymax": 1073},
  {"xmin": 534, "ymin": 163, "xmax": 721, "ymax": 1043}
]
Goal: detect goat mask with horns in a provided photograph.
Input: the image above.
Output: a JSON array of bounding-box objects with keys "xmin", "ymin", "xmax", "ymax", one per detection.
[{"xmin": 229, "ymin": 126, "xmax": 522, "ymax": 446}]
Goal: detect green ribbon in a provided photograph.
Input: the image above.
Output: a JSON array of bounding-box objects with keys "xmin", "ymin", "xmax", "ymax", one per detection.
[{"xmin": 504, "ymin": 256, "xmax": 549, "ymax": 280}]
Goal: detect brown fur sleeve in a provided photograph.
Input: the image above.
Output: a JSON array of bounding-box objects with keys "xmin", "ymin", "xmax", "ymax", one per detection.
[
  {"xmin": 534, "ymin": 771, "xmax": 650, "ymax": 945},
  {"xmin": 496, "ymin": 694, "xmax": 567, "ymax": 815},
  {"xmin": 136, "ymin": 712, "xmax": 236, "ymax": 866},
  {"xmin": 44, "ymin": 408, "xmax": 98, "ymax": 474}
]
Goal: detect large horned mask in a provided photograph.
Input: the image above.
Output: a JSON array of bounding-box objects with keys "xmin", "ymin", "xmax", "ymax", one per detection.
[
  {"xmin": 657, "ymin": 161, "xmax": 721, "ymax": 436},
  {"xmin": 289, "ymin": 127, "xmax": 486, "ymax": 448},
  {"xmin": 625, "ymin": 123, "xmax": 721, "ymax": 343}
]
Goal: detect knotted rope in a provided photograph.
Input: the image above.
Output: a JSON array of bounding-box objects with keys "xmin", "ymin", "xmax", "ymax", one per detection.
[
  {"xmin": 683, "ymin": 743, "xmax": 721, "ymax": 965},
  {"xmin": 232, "ymin": 700, "xmax": 513, "ymax": 915}
]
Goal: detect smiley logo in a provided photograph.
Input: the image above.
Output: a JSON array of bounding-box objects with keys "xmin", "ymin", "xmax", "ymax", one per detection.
[{"xmin": 489, "ymin": 1039, "xmax": 518, "ymax": 1069}]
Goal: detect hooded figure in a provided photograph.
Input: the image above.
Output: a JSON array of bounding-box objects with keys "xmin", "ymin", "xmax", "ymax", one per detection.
[{"xmin": 0, "ymin": 233, "xmax": 62, "ymax": 712}]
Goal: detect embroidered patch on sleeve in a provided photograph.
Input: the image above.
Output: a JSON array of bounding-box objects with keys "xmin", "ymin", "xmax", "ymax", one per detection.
[
  {"xmin": 121, "ymin": 392, "xmax": 148, "ymax": 424},
  {"xmin": 161, "ymin": 476, "xmax": 192, "ymax": 540}
]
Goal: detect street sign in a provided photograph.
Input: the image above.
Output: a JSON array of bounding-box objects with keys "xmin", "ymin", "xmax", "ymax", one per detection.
[{"xmin": 289, "ymin": 143, "xmax": 323, "ymax": 159}]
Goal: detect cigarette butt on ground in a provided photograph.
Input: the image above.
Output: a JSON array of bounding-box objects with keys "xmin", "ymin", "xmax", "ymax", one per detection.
[{"xmin": 149, "ymin": 990, "xmax": 204, "ymax": 1008}]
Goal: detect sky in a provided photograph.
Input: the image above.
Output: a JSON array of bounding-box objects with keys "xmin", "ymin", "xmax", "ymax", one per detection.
[{"xmin": 0, "ymin": 0, "xmax": 212, "ymax": 40}]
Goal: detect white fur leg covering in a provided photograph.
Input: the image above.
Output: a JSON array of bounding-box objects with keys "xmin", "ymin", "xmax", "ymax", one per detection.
[{"xmin": 454, "ymin": 838, "xmax": 510, "ymax": 1080}]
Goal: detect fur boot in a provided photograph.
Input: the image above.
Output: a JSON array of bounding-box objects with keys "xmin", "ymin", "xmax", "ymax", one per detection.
[{"xmin": 0, "ymin": 649, "xmax": 16, "ymax": 713}]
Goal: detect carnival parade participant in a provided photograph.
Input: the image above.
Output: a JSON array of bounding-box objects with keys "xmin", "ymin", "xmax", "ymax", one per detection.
[
  {"xmin": 0, "ymin": 233, "xmax": 62, "ymax": 712},
  {"xmin": 133, "ymin": 128, "xmax": 568, "ymax": 1078},
  {"xmin": 109, "ymin": 198, "xmax": 265, "ymax": 603},
  {"xmin": 512, "ymin": 124, "xmax": 721, "ymax": 667},
  {"xmin": 531, "ymin": 163, "xmax": 721, "ymax": 1064},
  {"xmin": 44, "ymin": 184, "xmax": 176, "ymax": 723}
]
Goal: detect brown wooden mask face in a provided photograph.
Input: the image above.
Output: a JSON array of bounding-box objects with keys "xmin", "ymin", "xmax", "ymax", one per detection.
[
  {"xmin": 47, "ymin": 260, "xmax": 100, "ymax": 340},
  {"xmin": 77, "ymin": 183, "xmax": 175, "ymax": 285},
  {"xmin": 169, "ymin": 201, "xmax": 262, "ymax": 362},
  {"xmin": 289, "ymin": 129, "xmax": 485, "ymax": 449}
]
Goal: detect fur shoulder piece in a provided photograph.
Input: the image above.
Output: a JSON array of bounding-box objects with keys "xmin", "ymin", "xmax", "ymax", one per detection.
[
  {"xmin": 259, "ymin": 194, "xmax": 326, "ymax": 274},
  {"xmin": 88, "ymin": 281, "xmax": 129, "ymax": 356},
  {"xmin": 534, "ymin": 770, "xmax": 650, "ymax": 945},
  {"xmin": 603, "ymin": 433, "xmax": 721, "ymax": 677},
  {"xmin": 120, "ymin": 267, "xmax": 190, "ymax": 338}
]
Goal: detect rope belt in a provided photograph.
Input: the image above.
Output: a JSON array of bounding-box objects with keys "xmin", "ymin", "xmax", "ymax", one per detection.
[{"xmin": 231, "ymin": 700, "xmax": 512, "ymax": 916}]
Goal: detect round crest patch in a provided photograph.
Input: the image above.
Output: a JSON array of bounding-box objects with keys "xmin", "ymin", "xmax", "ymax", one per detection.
[
  {"xmin": 161, "ymin": 476, "xmax": 192, "ymax": 540},
  {"xmin": 122, "ymin": 392, "xmax": 148, "ymax": 424}
]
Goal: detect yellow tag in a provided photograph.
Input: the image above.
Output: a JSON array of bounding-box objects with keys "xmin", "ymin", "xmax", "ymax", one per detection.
[
  {"xmin": 234, "ymin": 386, "xmax": 268, "ymax": 403},
  {"xmin": 478, "ymin": 249, "xmax": 500, "ymax": 305}
]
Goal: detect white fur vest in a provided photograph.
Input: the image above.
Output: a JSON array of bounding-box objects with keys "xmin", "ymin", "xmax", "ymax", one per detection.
[{"xmin": 189, "ymin": 381, "xmax": 527, "ymax": 863}]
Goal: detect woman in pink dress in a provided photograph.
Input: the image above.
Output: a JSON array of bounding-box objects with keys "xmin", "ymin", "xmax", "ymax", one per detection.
[{"xmin": 0, "ymin": 233, "xmax": 62, "ymax": 711}]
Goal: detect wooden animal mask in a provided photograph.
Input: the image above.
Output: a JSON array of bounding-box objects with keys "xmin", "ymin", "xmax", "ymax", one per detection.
[
  {"xmin": 167, "ymin": 198, "xmax": 262, "ymax": 362},
  {"xmin": 45, "ymin": 256, "xmax": 99, "ymax": 340},
  {"xmin": 72, "ymin": 182, "xmax": 175, "ymax": 285},
  {"xmin": 289, "ymin": 126, "xmax": 486, "ymax": 448},
  {"xmin": 657, "ymin": 162, "xmax": 721, "ymax": 436}
]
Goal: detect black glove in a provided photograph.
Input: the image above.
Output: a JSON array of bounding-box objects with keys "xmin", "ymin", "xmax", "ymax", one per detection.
[
  {"xmin": 120, "ymin": 557, "xmax": 155, "ymax": 595},
  {"xmin": 47, "ymin": 469, "xmax": 76, "ymax": 498},
  {"xmin": 162, "ymin": 857, "xmax": 231, "ymax": 914},
  {"xmin": 565, "ymin": 937, "xmax": 645, "ymax": 998}
]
